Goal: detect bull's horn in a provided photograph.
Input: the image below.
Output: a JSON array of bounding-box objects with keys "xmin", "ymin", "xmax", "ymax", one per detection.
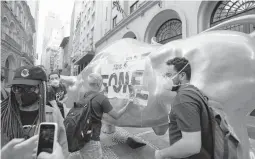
[{"xmin": 202, "ymin": 15, "xmax": 255, "ymax": 33}]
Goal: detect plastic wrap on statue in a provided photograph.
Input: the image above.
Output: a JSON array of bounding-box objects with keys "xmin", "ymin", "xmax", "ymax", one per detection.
[{"xmin": 62, "ymin": 16, "xmax": 255, "ymax": 157}]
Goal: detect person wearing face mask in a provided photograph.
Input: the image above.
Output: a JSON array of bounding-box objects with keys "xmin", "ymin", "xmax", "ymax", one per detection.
[
  {"xmin": 1, "ymin": 65, "xmax": 69, "ymax": 159},
  {"xmin": 47, "ymin": 71, "xmax": 68, "ymax": 118},
  {"xmin": 155, "ymin": 57, "xmax": 212, "ymax": 159}
]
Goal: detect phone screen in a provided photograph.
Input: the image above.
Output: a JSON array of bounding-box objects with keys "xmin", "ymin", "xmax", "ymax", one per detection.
[{"xmin": 37, "ymin": 124, "xmax": 55, "ymax": 156}]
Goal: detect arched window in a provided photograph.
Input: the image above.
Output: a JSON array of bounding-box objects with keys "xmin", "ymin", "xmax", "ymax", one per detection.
[
  {"xmin": 155, "ymin": 19, "xmax": 182, "ymax": 44},
  {"xmin": 9, "ymin": 22, "xmax": 15, "ymax": 39},
  {"xmin": 2, "ymin": 17, "xmax": 9, "ymax": 34},
  {"xmin": 211, "ymin": 0, "xmax": 255, "ymax": 33}
]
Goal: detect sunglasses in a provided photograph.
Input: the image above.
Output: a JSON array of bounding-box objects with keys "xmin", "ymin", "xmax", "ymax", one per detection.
[{"xmin": 12, "ymin": 85, "xmax": 38, "ymax": 93}]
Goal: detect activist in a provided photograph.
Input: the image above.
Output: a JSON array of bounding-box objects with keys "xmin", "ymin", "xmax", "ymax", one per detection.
[
  {"xmin": 47, "ymin": 71, "xmax": 68, "ymax": 118},
  {"xmin": 1, "ymin": 65, "xmax": 69, "ymax": 159},
  {"xmin": 79, "ymin": 73, "xmax": 132, "ymax": 159},
  {"xmin": 155, "ymin": 57, "xmax": 212, "ymax": 159}
]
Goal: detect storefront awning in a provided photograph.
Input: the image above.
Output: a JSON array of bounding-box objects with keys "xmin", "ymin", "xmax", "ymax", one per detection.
[{"xmin": 74, "ymin": 51, "xmax": 95, "ymax": 65}]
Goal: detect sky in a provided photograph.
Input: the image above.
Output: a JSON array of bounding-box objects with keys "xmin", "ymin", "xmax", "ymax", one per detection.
[{"xmin": 40, "ymin": 0, "xmax": 74, "ymax": 23}]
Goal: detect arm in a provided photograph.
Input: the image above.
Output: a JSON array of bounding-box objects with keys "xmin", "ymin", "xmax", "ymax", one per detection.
[
  {"xmin": 54, "ymin": 107, "xmax": 69, "ymax": 159},
  {"xmin": 156, "ymin": 131, "xmax": 201, "ymax": 158},
  {"xmin": 107, "ymin": 103, "xmax": 129, "ymax": 120},
  {"xmin": 157, "ymin": 102, "xmax": 202, "ymax": 159}
]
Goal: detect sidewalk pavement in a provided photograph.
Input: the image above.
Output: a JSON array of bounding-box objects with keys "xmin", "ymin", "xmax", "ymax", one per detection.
[
  {"xmin": 68, "ymin": 126, "xmax": 169, "ymax": 159},
  {"xmin": 100, "ymin": 126, "xmax": 169, "ymax": 159}
]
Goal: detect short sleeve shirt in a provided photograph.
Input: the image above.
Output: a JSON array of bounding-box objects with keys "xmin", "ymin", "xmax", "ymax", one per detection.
[
  {"xmin": 168, "ymin": 85, "xmax": 212, "ymax": 159},
  {"xmin": 84, "ymin": 92, "xmax": 113, "ymax": 141}
]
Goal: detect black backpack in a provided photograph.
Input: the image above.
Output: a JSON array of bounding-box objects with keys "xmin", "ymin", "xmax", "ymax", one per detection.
[
  {"xmin": 183, "ymin": 87, "xmax": 242, "ymax": 159},
  {"xmin": 64, "ymin": 93, "xmax": 98, "ymax": 152}
]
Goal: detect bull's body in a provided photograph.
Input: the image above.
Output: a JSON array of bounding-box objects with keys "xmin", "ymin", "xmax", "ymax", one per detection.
[{"xmin": 62, "ymin": 17, "xmax": 255, "ymax": 158}]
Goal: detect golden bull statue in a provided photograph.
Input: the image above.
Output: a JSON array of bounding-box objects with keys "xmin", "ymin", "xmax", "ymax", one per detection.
[{"xmin": 61, "ymin": 15, "xmax": 255, "ymax": 158}]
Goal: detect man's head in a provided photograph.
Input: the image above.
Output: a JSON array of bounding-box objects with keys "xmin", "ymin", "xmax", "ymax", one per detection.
[
  {"xmin": 11, "ymin": 65, "xmax": 47, "ymax": 107},
  {"xmin": 49, "ymin": 72, "xmax": 60, "ymax": 87},
  {"xmin": 87, "ymin": 73, "xmax": 104, "ymax": 92},
  {"xmin": 165, "ymin": 57, "xmax": 191, "ymax": 91}
]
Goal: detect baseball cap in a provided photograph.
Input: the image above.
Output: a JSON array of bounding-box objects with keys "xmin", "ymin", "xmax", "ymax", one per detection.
[{"xmin": 11, "ymin": 65, "xmax": 47, "ymax": 86}]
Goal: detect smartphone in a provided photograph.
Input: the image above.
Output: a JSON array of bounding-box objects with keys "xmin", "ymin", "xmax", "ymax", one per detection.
[{"xmin": 36, "ymin": 122, "xmax": 58, "ymax": 157}]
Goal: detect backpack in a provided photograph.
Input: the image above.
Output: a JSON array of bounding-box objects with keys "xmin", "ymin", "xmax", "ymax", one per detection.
[
  {"xmin": 183, "ymin": 87, "xmax": 242, "ymax": 159},
  {"xmin": 63, "ymin": 93, "xmax": 98, "ymax": 152}
]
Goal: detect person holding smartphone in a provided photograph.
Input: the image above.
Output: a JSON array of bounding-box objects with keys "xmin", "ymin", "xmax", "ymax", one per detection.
[{"xmin": 1, "ymin": 65, "xmax": 69, "ymax": 159}]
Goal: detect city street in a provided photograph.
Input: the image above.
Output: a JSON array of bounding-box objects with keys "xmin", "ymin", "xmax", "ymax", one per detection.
[
  {"xmin": 1, "ymin": 1, "xmax": 255, "ymax": 159},
  {"xmin": 68, "ymin": 126, "xmax": 169, "ymax": 159}
]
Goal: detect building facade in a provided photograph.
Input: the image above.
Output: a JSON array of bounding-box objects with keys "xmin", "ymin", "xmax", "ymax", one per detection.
[
  {"xmin": 94, "ymin": 0, "xmax": 255, "ymax": 52},
  {"xmin": 46, "ymin": 46, "xmax": 59, "ymax": 73},
  {"xmin": 41, "ymin": 12, "xmax": 63, "ymax": 72},
  {"xmin": 26, "ymin": 0, "xmax": 40, "ymax": 61},
  {"xmin": 1, "ymin": 1, "xmax": 37, "ymax": 84},
  {"xmin": 60, "ymin": 37, "xmax": 71, "ymax": 75},
  {"xmin": 70, "ymin": 0, "xmax": 96, "ymax": 75}
]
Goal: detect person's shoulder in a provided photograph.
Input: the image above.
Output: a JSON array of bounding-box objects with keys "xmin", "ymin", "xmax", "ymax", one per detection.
[
  {"xmin": 94, "ymin": 93, "xmax": 107, "ymax": 103},
  {"xmin": 175, "ymin": 85, "xmax": 201, "ymax": 105}
]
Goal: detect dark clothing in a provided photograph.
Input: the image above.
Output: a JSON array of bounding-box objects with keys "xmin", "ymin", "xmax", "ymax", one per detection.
[
  {"xmin": 168, "ymin": 85, "xmax": 212, "ymax": 159},
  {"xmin": 47, "ymin": 83, "xmax": 67, "ymax": 118},
  {"xmin": 47, "ymin": 83, "xmax": 67, "ymax": 102},
  {"xmin": 19, "ymin": 109, "xmax": 39, "ymax": 139},
  {"xmin": 84, "ymin": 92, "xmax": 113, "ymax": 141},
  {"xmin": 20, "ymin": 109, "xmax": 39, "ymax": 125}
]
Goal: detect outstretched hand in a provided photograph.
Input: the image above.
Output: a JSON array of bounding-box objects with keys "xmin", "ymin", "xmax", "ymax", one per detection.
[{"xmin": 1, "ymin": 135, "xmax": 38, "ymax": 159}]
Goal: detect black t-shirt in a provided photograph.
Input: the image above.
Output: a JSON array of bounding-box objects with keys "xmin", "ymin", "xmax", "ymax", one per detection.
[
  {"xmin": 47, "ymin": 83, "xmax": 67, "ymax": 103},
  {"xmin": 20, "ymin": 109, "xmax": 39, "ymax": 139},
  {"xmin": 169, "ymin": 85, "xmax": 212, "ymax": 159},
  {"xmin": 84, "ymin": 92, "xmax": 113, "ymax": 141}
]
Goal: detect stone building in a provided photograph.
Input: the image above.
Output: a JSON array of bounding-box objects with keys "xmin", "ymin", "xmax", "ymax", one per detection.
[
  {"xmin": 94, "ymin": 0, "xmax": 255, "ymax": 52},
  {"xmin": 1, "ymin": 1, "xmax": 36, "ymax": 84}
]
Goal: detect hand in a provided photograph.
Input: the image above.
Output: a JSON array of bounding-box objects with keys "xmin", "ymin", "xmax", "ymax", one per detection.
[
  {"xmin": 155, "ymin": 150, "xmax": 164, "ymax": 159},
  {"xmin": 36, "ymin": 142, "xmax": 64, "ymax": 159},
  {"xmin": 1, "ymin": 135, "xmax": 38, "ymax": 159}
]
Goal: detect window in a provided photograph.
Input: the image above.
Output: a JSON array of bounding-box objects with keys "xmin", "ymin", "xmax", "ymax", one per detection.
[
  {"xmin": 210, "ymin": 0, "xmax": 255, "ymax": 33},
  {"xmin": 113, "ymin": 16, "xmax": 117, "ymax": 28},
  {"xmin": 130, "ymin": 1, "xmax": 139, "ymax": 14},
  {"xmin": 155, "ymin": 19, "xmax": 182, "ymax": 44}
]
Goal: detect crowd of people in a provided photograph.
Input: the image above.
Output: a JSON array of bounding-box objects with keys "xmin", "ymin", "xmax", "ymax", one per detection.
[
  {"xmin": 0, "ymin": 57, "xmax": 240, "ymax": 159},
  {"xmin": 0, "ymin": 64, "xmax": 132, "ymax": 159}
]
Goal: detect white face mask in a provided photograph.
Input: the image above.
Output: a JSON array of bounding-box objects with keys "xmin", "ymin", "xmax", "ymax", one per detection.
[
  {"xmin": 164, "ymin": 62, "xmax": 190, "ymax": 91},
  {"xmin": 51, "ymin": 80, "xmax": 60, "ymax": 87}
]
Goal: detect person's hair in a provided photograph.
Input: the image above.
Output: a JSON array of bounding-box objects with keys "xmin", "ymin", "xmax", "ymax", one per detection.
[
  {"xmin": 166, "ymin": 57, "xmax": 191, "ymax": 80},
  {"xmin": 1, "ymin": 82, "xmax": 46, "ymax": 141},
  {"xmin": 48, "ymin": 71, "xmax": 60, "ymax": 79},
  {"xmin": 88, "ymin": 73, "xmax": 104, "ymax": 92}
]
